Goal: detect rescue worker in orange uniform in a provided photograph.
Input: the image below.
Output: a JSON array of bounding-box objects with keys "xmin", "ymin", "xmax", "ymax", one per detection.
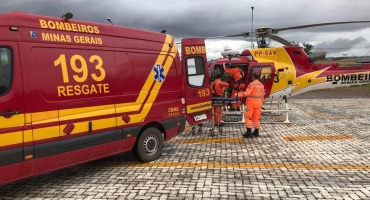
[
  {"xmin": 223, "ymin": 63, "xmax": 245, "ymax": 111},
  {"xmin": 211, "ymin": 75, "xmax": 229, "ymax": 126},
  {"xmin": 237, "ymin": 73, "xmax": 265, "ymax": 137}
]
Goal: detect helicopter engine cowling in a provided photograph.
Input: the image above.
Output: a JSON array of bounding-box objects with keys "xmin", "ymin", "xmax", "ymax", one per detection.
[
  {"xmin": 221, "ymin": 50, "xmax": 239, "ymax": 57},
  {"xmin": 308, "ymin": 51, "xmax": 327, "ymax": 62}
]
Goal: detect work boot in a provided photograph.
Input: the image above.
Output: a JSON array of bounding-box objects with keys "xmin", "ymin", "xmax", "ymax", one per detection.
[
  {"xmin": 242, "ymin": 128, "xmax": 253, "ymax": 138},
  {"xmin": 252, "ymin": 129, "xmax": 259, "ymax": 137},
  {"xmin": 215, "ymin": 122, "xmax": 224, "ymax": 127}
]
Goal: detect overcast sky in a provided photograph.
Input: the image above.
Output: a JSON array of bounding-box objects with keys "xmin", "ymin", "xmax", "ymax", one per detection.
[{"xmin": 2, "ymin": 0, "xmax": 370, "ymax": 60}]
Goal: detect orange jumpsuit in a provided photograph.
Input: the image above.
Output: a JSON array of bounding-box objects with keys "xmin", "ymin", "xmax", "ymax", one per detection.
[
  {"xmin": 212, "ymin": 79, "xmax": 229, "ymax": 125},
  {"xmin": 223, "ymin": 68, "xmax": 245, "ymax": 109},
  {"xmin": 237, "ymin": 80, "xmax": 264, "ymax": 129}
]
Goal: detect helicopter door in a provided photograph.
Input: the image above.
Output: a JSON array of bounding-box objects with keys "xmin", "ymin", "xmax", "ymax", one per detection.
[
  {"xmin": 181, "ymin": 38, "xmax": 212, "ymax": 125},
  {"xmin": 246, "ymin": 63, "xmax": 275, "ymax": 98}
]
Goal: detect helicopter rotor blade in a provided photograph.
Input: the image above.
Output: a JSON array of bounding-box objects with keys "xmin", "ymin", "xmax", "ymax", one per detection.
[
  {"xmin": 205, "ymin": 33, "xmax": 248, "ymax": 39},
  {"xmin": 205, "ymin": 31, "xmax": 264, "ymax": 39},
  {"xmin": 269, "ymin": 35, "xmax": 294, "ymax": 46},
  {"xmin": 272, "ymin": 20, "xmax": 370, "ymax": 33}
]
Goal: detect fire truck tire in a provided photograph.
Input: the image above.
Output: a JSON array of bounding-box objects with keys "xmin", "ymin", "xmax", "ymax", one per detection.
[{"xmin": 133, "ymin": 127, "xmax": 164, "ymax": 163}]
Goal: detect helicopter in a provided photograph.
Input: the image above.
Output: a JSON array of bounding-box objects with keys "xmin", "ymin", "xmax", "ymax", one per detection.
[{"xmin": 205, "ymin": 20, "xmax": 370, "ymax": 103}]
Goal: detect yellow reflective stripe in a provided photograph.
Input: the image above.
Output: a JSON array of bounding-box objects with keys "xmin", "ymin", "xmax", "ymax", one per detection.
[
  {"xmin": 0, "ymin": 114, "xmax": 25, "ymax": 129},
  {"xmin": 33, "ymin": 126, "xmax": 59, "ymax": 141},
  {"xmin": 60, "ymin": 117, "xmax": 116, "ymax": 135},
  {"xmin": 31, "ymin": 111, "xmax": 58, "ymax": 125},
  {"xmin": 0, "ymin": 131, "xmax": 22, "ymax": 147}
]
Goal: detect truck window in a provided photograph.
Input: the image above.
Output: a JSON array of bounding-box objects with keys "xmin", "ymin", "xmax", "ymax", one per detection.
[
  {"xmin": 186, "ymin": 57, "xmax": 205, "ymax": 87},
  {"xmin": 0, "ymin": 47, "xmax": 12, "ymax": 96}
]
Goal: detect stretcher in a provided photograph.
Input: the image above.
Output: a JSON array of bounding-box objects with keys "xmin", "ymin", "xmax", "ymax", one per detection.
[
  {"xmin": 221, "ymin": 95, "xmax": 292, "ymax": 124},
  {"xmin": 190, "ymin": 95, "xmax": 239, "ymax": 137}
]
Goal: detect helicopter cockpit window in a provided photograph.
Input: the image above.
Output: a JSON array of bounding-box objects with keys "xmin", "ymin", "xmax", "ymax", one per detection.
[
  {"xmin": 0, "ymin": 47, "xmax": 12, "ymax": 96},
  {"xmin": 250, "ymin": 65, "xmax": 272, "ymax": 82},
  {"xmin": 186, "ymin": 57, "xmax": 205, "ymax": 87}
]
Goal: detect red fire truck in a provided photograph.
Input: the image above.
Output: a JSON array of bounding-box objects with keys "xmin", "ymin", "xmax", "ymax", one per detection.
[{"xmin": 0, "ymin": 11, "xmax": 212, "ymax": 185}]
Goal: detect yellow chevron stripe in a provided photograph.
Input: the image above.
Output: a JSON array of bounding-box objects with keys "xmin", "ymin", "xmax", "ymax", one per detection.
[
  {"xmin": 119, "ymin": 41, "xmax": 178, "ymax": 126},
  {"xmin": 116, "ymin": 35, "xmax": 173, "ymax": 110}
]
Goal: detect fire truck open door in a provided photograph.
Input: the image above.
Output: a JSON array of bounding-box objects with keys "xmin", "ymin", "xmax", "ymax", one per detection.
[{"xmin": 181, "ymin": 38, "xmax": 212, "ymax": 125}]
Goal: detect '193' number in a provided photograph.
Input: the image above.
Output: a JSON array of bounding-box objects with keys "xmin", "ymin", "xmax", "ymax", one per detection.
[
  {"xmin": 198, "ymin": 89, "xmax": 210, "ymax": 97},
  {"xmin": 54, "ymin": 54, "xmax": 106, "ymax": 83}
]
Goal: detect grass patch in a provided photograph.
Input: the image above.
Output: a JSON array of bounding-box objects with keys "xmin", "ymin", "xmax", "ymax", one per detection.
[{"xmin": 349, "ymin": 83, "xmax": 370, "ymax": 88}]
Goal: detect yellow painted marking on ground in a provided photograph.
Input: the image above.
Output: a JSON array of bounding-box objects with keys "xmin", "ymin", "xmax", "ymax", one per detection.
[
  {"xmin": 184, "ymin": 126, "xmax": 193, "ymax": 132},
  {"xmin": 283, "ymin": 135, "xmax": 352, "ymax": 141},
  {"xmin": 166, "ymin": 137, "xmax": 245, "ymax": 144},
  {"xmin": 88, "ymin": 162, "xmax": 370, "ymax": 171},
  {"xmin": 305, "ymin": 112, "xmax": 351, "ymax": 119}
]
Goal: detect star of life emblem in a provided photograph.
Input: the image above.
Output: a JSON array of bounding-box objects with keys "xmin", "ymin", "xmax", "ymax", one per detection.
[{"xmin": 153, "ymin": 64, "xmax": 166, "ymax": 83}]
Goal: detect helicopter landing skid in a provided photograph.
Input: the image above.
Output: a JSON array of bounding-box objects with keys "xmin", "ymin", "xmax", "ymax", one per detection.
[{"xmin": 222, "ymin": 96, "xmax": 292, "ymax": 124}]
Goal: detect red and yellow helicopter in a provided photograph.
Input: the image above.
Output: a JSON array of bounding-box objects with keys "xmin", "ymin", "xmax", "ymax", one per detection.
[{"xmin": 206, "ymin": 20, "xmax": 370, "ymax": 102}]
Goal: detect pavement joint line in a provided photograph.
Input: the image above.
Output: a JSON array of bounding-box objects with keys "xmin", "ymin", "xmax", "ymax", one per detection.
[
  {"xmin": 283, "ymin": 135, "xmax": 353, "ymax": 141},
  {"xmin": 86, "ymin": 162, "xmax": 370, "ymax": 171},
  {"xmin": 305, "ymin": 111, "xmax": 352, "ymax": 119},
  {"xmin": 166, "ymin": 137, "xmax": 245, "ymax": 144},
  {"xmin": 200, "ymin": 119, "xmax": 369, "ymax": 133}
]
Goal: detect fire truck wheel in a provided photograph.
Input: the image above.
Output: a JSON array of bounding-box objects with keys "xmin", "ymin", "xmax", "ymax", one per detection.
[{"xmin": 134, "ymin": 127, "xmax": 164, "ymax": 163}]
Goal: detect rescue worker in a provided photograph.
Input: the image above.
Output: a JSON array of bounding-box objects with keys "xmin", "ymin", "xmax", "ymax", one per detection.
[
  {"xmin": 223, "ymin": 63, "xmax": 245, "ymax": 111},
  {"xmin": 211, "ymin": 75, "xmax": 229, "ymax": 126},
  {"xmin": 237, "ymin": 72, "xmax": 264, "ymax": 137}
]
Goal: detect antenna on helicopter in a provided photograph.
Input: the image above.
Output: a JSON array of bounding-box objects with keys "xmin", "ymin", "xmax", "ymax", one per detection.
[
  {"xmin": 251, "ymin": 6, "xmax": 254, "ymax": 49},
  {"xmin": 107, "ymin": 18, "xmax": 113, "ymax": 25},
  {"xmin": 224, "ymin": 45, "xmax": 232, "ymax": 51}
]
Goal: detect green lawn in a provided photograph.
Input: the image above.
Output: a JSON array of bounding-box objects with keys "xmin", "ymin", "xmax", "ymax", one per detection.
[{"xmin": 350, "ymin": 83, "xmax": 370, "ymax": 88}]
